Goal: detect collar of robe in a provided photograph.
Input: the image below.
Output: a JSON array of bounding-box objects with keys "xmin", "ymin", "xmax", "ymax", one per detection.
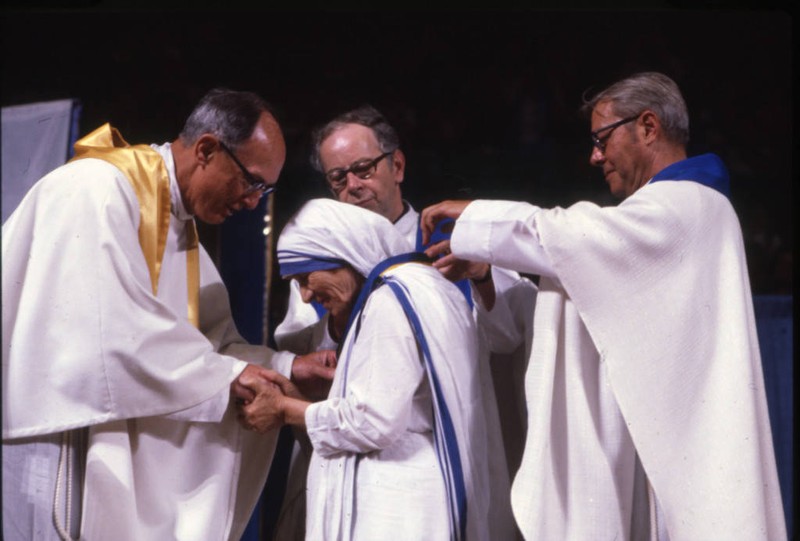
[
  {"xmin": 340, "ymin": 252, "xmax": 432, "ymax": 352},
  {"xmin": 650, "ymin": 152, "xmax": 731, "ymax": 198}
]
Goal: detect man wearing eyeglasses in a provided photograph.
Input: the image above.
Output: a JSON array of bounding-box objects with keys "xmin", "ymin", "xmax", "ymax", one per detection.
[
  {"xmin": 419, "ymin": 72, "xmax": 786, "ymax": 540},
  {"xmin": 268, "ymin": 104, "xmax": 526, "ymax": 540},
  {"xmin": 2, "ymin": 88, "xmax": 336, "ymax": 541}
]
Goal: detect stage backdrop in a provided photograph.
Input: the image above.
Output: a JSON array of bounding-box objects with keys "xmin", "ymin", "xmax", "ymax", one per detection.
[{"xmin": 1, "ymin": 98, "xmax": 81, "ymax": 223}]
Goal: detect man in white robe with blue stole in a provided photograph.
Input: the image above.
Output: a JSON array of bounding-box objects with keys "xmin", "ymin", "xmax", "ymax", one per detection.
[
  {"xmin": 420, "ymin": 72, "xmax": 787, "ymax": 540},
  {"xmin": 2, "ymin": 89, "xmax": 334, "ymax": 540}
]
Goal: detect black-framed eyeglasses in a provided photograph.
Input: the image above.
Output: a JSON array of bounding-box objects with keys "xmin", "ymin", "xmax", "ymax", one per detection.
[
  {"xmin": 325, "ymin": 151, "xmax": 394, "ymax": 193},
  {"xmin": 590, "ymin": 114, "xmax": 640, "ymax": 153},
  {"xmin": 219, "ymin": 141, "xmax": 275, "ymax": 198}
]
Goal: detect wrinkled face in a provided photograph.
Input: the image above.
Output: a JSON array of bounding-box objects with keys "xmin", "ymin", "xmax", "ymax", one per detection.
[
  {"xmin": 188, "ymin": 112, "xmax": 286, "ymax": 224},
  {"xmin": 589, "ymin": 100, "xmax": 647, "ymax": 199},
  {"xmin": 318, "ymin": 123, "xmax": 405, "ymax": 221},
  {"xmin": 294, "ymin": 266, "xmax": 363, "ymax": 321}
]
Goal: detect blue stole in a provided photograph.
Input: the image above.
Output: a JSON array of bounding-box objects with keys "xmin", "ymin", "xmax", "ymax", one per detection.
[
  {"xmin": 415, "ymin": 217, "xmax": 474, "ymax": 309},
  {"xmin": 650, "ymin": 153, "xmax": 731, "ymax": 199},
  {"xmin": 339, "ymin": 252, "xmax": 468, "ymax": 541}
]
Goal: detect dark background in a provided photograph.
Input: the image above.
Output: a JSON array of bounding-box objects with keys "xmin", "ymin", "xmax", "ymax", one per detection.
[{"xmin": 1, "ymin": 7, "xmax": 793, "ymax": 313}]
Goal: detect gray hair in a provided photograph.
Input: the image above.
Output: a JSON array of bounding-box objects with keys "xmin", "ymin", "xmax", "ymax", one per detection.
[
  {"xmin": 581, "ymin": 72, "xmax": 690, "ymax": 146},
  {"xmin": 309, "ymin": 105, "xmax": 400, "ymax": 172},
  {"xmin": 179, "ymin": 88, "xmax": 274, "ymax": 150}
]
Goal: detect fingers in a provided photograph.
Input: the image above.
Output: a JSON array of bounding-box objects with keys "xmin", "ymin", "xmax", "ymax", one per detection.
[
  {"xmin": 309, "ymin": 362, "xmax": 336, "ymax": 381},
  {"xmin": 230, "ymin": 380, "xmax": 255, "ymax": 405},
  {"xmin": 292, "ymin": 350, "xmax": 337, "ymax": 379},
  {"xmin": 419, "ymin": 200, "xmax": 469, "ymax": 246},
  {"xmin": 423, "ymin": 239, "xmax": 450, "ymax": 260},
  {"xmin": 236, "ymin": 380, "xmax": 285, "ymax": 433},
  {"xmin": 310, "ymin": 349, "xmax": 337, "ymax": 368},
  {"xmin": 419, "ymin": 202, "xmax": 445, "ymax": 246}
]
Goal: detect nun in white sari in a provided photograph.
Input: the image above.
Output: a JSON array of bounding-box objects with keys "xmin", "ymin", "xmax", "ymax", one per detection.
[{"xmin": 240, "ymin": 198, "xmax": 491, "ymax": 541}]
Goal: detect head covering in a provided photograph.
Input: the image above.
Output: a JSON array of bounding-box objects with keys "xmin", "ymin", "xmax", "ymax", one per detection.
[{"xmin": 277, "ymin": 199, "xmax": 413, "ymax": 278}]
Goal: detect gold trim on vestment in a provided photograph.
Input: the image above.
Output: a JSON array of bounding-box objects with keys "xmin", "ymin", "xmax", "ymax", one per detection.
[{"xmin": 70, "ymin": 124, "xmax": 199, "ymax": 327}]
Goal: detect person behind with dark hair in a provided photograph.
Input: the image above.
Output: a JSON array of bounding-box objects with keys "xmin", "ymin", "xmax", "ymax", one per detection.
[
  {"xmin": 2, "ymin": 88, "xmax": 335, "ymax": 541},
  {"xmin": 420, "ymin": 71, "xmax": 787, "ymax": 540},
  {"xmin": 272, "ymin": 104, "xmax": 525, "ymax": 540}
]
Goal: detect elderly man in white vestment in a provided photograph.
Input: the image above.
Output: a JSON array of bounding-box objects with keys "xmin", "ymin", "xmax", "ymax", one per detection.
[
  {"xmin": 420, "ymin": 72, "xmax": 787, "ymax": 540},
  {"xmin": 270, "ymin": 104, "xmax": 525, "ymax": 541},
  {"xmin": 237, "ymin": 198, "xmax": 492, "ymax": 540},
  {"xmin": 1, "ymin": 88, "xmax": 335, "ymax": 541}
]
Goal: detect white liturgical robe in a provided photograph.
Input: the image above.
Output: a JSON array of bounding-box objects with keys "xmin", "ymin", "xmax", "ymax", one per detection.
[
  {"xmin": 2, "ymin": 142, "xmax": 295, "ymax": 540},
  {"xmin": 450, "ymin": 179, "xmax": 786, "ymax": 540}
]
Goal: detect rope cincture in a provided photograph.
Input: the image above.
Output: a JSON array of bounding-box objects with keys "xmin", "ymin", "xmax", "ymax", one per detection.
[{"xmin": 53, "ymin": 431, "xmax": 77, "ymax": 541}]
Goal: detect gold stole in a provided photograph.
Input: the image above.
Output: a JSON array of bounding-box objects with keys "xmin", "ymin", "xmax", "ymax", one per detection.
[{"xmin": 70, "ymin": 123, "xmax": 200, "ymax": 327}]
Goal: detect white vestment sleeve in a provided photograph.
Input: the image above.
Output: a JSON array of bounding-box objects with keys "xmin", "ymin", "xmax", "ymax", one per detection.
[
  {"xmin": 451, "ymin": 199, "xmax": 557, "ymax": 278},
  {"xmin": 471, "ymin": 264, "xmax": 536, "ymax": 354}
]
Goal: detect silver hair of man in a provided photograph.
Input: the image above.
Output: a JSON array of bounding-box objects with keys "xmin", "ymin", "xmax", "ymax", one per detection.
[{"xmin": 582, "ymin": 71, "xmax": 690, "ymax": 147}]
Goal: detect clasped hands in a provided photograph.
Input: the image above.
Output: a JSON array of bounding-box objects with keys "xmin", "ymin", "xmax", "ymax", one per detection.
[{"xmin": 230, "ymin": 349, "xmax": 337, "ymax": 433}]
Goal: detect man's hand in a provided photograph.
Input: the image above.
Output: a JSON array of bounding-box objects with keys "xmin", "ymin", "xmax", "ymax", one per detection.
[
  {"xmin": 237, "ymin": 373, "xmax": 287, "ymax": 434},
  {"xmin": 231, "ymin": 363, "xmax": 266, "ymax": 406},
  {"xmin": 291, "ymin": 350, "xmax": 337, "ymax": 401},
  {"xmin": 232, "ymin": 364, "xmax": 293, "ymax": 406},
  {"xmin": 419, "ymin": 200, "xmax": 471, "ymax": 246},
  {"xmin": 424, "ymin": 239, "xmax": 491, "ymax": 283}
]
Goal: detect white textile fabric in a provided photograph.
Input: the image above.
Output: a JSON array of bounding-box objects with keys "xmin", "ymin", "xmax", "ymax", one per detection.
[
  {"xmin": 451, "ymin": 182, "xmax": 786, "ymax": 540},
  {"xmin": 273, "ymin": 201, "xmax": 519, "ymax": 540},
  {"xmin": 2, "ymin": 143, "xmax": 295, "ymax": 540},
  {"xmin": 277, "ymin": 199, "xmax": 491, "ymax": 540}
]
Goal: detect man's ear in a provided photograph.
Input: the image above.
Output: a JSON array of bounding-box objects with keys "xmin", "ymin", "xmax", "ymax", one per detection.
[
  {"xmin": 392, "ymin": 148, "xmax": 406, "ymax": 184},
  {"xmin": 639, "ymin": 110, "xmax": 659, "ymax": 144},
  {"xmin": 195, "ymin": 134, "xmax": 219, "ymax": 165}
]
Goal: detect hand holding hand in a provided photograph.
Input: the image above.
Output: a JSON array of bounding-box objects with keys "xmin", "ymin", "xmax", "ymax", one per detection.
[{"xmin": 236, "ymin": 369, "xmax": 289, "ymax": 433}]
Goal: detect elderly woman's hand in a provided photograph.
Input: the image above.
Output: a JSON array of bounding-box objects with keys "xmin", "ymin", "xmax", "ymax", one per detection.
[
  {"xmin": 291, "ymin": 350, "xmax": 337, "ymax": 401},
  {"xmin": 236, "ymin": 368, "xmax": 291, "ymax": 433}
]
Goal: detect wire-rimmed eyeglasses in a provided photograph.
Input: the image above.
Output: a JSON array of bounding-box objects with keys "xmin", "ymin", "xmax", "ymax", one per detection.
[
  {"xmin": 590, "ymin": 114, "xmax": 640, "ymax": 153},
  {"xmin": 219, "ymin": 141, "xmax": 275, "ymax": 198}
]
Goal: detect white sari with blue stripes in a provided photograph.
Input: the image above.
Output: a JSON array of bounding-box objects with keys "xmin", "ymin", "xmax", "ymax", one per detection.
[{"xmin": 277, "ymin": 199, "xmax": 491, "ymax": 541}]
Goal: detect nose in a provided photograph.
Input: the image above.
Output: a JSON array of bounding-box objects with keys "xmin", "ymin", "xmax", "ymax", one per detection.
[
  {"xmin": 299, "ymin": 283, "xmax": 314, "ymax": 303},
  {"xmin": 345, "ymin": 171, "xmax": 364, "ymax": 191},
  {"xmin": 241, "ymin": 190, "xmax": 262, "ymax": 210},
  {"xmin": 589, "ymin": 145, "xmax": 605, "ymax": 167}
]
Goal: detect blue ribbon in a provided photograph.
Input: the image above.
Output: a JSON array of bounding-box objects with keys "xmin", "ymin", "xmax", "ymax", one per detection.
[{"xmin": 416, "ymin": 217, "xmax": 474, "ymax": 308}]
